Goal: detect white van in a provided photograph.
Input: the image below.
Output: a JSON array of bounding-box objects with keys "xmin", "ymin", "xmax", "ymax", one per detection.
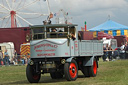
[
  {"xmin": 0, "ymin": 42, "xmax": 15, "ymax": 61},
  {"xmin": 102, "ymin": 37, "xmax": 117, "ymax": 49}
]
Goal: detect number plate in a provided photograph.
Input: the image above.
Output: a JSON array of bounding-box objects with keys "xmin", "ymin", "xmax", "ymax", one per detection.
[{"xmin": 42, "ymin": 61, "xmax": 53, "ymax": 64}]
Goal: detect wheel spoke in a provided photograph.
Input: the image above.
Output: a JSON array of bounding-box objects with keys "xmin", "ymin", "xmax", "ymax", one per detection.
[
  {"xmin": 0, "ymin": 0, "xmax": 49, "ymax": 28},
  {"xmin": 0, "ymin": 11, "xmax": 8, "ymax": 14},
  {"xmin": 5, "ymin": 0, "xmax": 11, "ymax": 10},
  {"xmin": 16, "ymin": 17, "xmax": 22, "ymax": 27},
  {"xmin": 15, "ymin": 0, "xmax": 26, "ymax": 10},
  {"xmin": 1, "ymin": 17, "xmax": 5, "ymax": 27},
  {"xmin": 3, "ymin": 15, "xmax": 11, "ymax": 28},
  {"xmin": 0, "ymin": 3, "xmax": 10, "ymax": 11},
  {"xmin": 11, "ymin": 0, "xmax": 15, "ymax": 10},
  {"xmin": 2, "ymin": 0, "xmax": 4, "ymax": 7},
  {"xmin": 16, "ymin": 0, "xmax": 40, "ymax": 11},
  {"xmin": 17, "ymin": 12, "xmax": 48, "ymax": 16},
  {"xmin": 16, "ymin": 14, "xmax": 33, "ymax": 25},
  {"xmin": 46, "ymin": 0, "xmax": 51, "ymax": 14},
  {"xmin": 0, "ymin": 15, "xmax": 10, "ymax": 20}
]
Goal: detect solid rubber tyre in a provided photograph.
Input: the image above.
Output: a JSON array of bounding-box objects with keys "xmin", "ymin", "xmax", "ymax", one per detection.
[
  {"xmin": 26, "ymin": 64, "xmax": 41, "ymax": 83},
  {"xmin": 81, "ymin": 66, "xmax": 90, "ymax": 77},
  {"xmin": 50, "ymin": 72, "xmax": 56, "ymax": 79},
  {"xmin": 64, "ymin": 59, "xmax": 78, "ymax": 81},
  {"xmin": 50, "ymin": 72, "xmax": 63, "ymax": 79},
  {"xmin": 88, "ymin": 58, "xmax": 98, "ymax": 77}
]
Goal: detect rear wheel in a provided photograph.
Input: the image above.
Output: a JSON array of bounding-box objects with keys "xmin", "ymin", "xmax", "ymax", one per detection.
[
  {"xmin": 50, "ymin": 72, "xmax": 63, "ymax": 79},
  {"xmin": 26, "ymin": 64, "xmax": 41, "ymax": 83},
  {"xmin": 88, "ymin": 58, "xmax": 98, "ymax": 77},
  {"xmin": 81, "ymin": 66, "xmax": 90, "ymax": 77},
  {"xmin": 64, "ymin": 59, "xmax": 78, "ymax": 81}
]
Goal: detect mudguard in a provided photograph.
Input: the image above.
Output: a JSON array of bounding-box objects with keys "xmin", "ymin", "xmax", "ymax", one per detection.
[
  {"xmin": 83, "ymin": 56, "xmax": 95, "ymax": 66},
  {"xmin": 65, "ymin": 57, "xmax": 74, "ymax": 63}
]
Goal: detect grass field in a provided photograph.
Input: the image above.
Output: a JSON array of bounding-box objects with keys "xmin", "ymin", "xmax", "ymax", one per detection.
[{"xmin": 0, "ymin": 59, "xmax": 128, "ymax": 85}]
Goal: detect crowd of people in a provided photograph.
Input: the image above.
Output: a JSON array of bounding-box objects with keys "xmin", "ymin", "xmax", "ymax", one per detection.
[
  {"xmin": 102, "ymin": 43, "xmax": 128, "ymax": 61},
  {"xmin": 1, "ymin": 42, "xmax": 128, "ymax": 66},
  {"xmin": 0, "ymin": 49, "xmax": 29, "ymax": 66},
  {"xmin": 103, "ymin": 44, "xmax": 113, "ymax": 61}
]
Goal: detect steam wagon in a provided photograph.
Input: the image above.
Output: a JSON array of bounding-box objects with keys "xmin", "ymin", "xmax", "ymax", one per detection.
[{"xmin": 26, "ymin": 24, "xmax": 103, "ymax": 83}]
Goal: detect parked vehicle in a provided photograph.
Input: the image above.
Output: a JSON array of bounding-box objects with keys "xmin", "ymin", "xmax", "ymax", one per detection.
[
  {"xmin": 26, "ymin": 24, "xmax": 103, "ymax": 83},
  {"xmin": 0, "ymin": 27, "xmax": 30, "ymax": 55},
  {"xmin": 0, "ymin": 42, "xmax": 15, "ymax": 61},
  {"xmin": 20, "ymin": 43, "xmax": 30, "ymax": 56},
  {"xmin": 102, "ymin": 37, "xmax": 117, "ymax": 49}
]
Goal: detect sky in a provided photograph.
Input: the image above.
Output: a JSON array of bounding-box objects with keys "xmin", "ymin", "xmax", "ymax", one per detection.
[
  {"xmin": 52, "ymin": 0, "xmax": 128, "ymax": 30},
  {"xmin": 0, "ymin": 0, "xmax": 128, "ymax": 30}
]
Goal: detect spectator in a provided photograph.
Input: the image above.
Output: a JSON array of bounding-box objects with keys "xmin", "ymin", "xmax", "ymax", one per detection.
[
  {"xmin": 21, "ymin": 55, "xmax": 25, "ymax": 65},
  {"xmin": 113, "ymin": 48, "xmax": 120, "ymax": 59},
  {"xmin": 13, "ymin": 50, "xmax": 17, "ymax": 65},
  {"xmin": 120, "ymin": 43, "xmax": 125, "ymax": 59},
  {"xmin": 102, "ymin": 45, "xmax": 107, "ymax": 61},
  {"xmin": 26, "ymin": 53, "xmax": 30, "ymax": 64},
  {"xmin": 0, "ymin": 50, "xmax": 3, "ymax": 65},
  {"xmin": 125, "ymin": 43, "xmax": 128, "ymax": 59},
  {"xmin": 3, "ymin": 49, "xmax": 10, "ymax": 65},
  {"xmin": 107, "ymin": 45, "xmax": 113, "ymax": 61}
]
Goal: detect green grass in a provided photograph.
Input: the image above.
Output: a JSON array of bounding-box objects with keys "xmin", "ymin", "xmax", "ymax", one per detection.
[{"xmin": 0, "ymin": 59, "xmax": 128, "ymax": 85}]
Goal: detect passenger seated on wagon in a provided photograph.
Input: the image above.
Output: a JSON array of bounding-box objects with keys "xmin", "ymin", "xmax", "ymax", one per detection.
[
  {"xmin": 51, "ymin": 28, "xmax": 57, "ymax": 32},
  {"xmin": 71, "ymin": 33, "xmax": 76, "ymax": 40},
  {"xmin": 69, "ymin": 26, "xmax": 76, "ymax": 40},
  {"xmin": 58, "ymin": 30, "xmax": 63, "ymax": 36},
  {"xmin": 50, "ymin": 28, "xmax": 57, "ymax": 38}
]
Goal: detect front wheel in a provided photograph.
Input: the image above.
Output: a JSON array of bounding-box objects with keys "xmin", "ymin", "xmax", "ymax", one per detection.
[
  {"xmin": 64, "ymin": 59, "xmax": 78, "ymax": 81},
  {"xmin": 26, "ymin": 64, "xmax": 41, "ymax": 83}
]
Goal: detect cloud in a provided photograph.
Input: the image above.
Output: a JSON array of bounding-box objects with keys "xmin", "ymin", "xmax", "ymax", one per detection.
[
  {"xmin": 53, "ymin": 0, "xmax": 128, "ymax": 15},
  {"xmin": 0, "ymin": 0, "xmax": 128, "ymax": 29},
  {"xmin": 49, "ymin": 0, "xmax": 128, "ymax": 29}
]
